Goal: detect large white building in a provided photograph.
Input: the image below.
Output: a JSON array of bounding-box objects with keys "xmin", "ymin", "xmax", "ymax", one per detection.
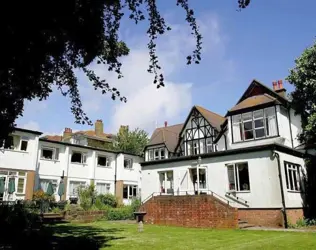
[
  {"xmin": 0, "ymin": 121, "xmax": 142, "ymax": 205},
  {"xmin": 141, "ymin": 80, "xmax": 312, "ymax": 226}
]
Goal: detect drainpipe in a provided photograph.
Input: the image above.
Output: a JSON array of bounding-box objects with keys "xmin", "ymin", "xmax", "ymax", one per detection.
[
  {"xmin": 272, "ymin": 151, "xmax": 288, "ymax": 228},
  {"xmin": 114, "ymin": 153, "xmax": 118, "ymax": 195},
  {"xmin": 288, "ymin": 108, "xmax": 294, "ymax": 149}
]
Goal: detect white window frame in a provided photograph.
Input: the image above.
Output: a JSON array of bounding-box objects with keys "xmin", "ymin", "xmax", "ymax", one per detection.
[
  {"xmin": 69, "ymin": 181, "xmax": 87, "ymax": 197},
  {"xmin": 97, "ymin": 155, "xmax": 111, "ymax": 167},
  {"xmin": 232, "ymin": 106, "xmax": 277, "ymax": 143},
  {"xmin": 284, "ymin": 162, "xmax": 302, "ymax": 192},
  {"xmin": 39, "ymin": 178, "xmax": 58, "ymax": 194},
  {"xmin": 148, "ymin": 149, "xmax": 154, "ymax": 161},
  {"xmin": 41, "ymin": 147, "xmax": 59, "ymax": 161},
  {"xmin": 16, "ymin": 171, "xmax": 27, "ymax": 194},
  {"xmin": 123, "ymin": 184, "xmax": 137, "ymax": 199},
  {"xmin": 159, "ymin": 171, "xmax": 174, "ymax": 194},
  {"xmin": 96, "ymin": 182, "xmax": 111, "ymax": 194},
  {"xmin": 71, "ymin": 151, "xmax": 87, "ymax": 164},
  {"xmin": 226, "ymin": 162, "xmax": 250, "ymax": 192},
  {"xmin": 124, "ymin": 158, "xmax": 133, "ymax": 169}
]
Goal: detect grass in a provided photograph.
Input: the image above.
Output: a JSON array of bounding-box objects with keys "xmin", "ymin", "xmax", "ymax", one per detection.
[{"xmin": 49, "ymin": 221, "xmax": 316, "ymax": 250}]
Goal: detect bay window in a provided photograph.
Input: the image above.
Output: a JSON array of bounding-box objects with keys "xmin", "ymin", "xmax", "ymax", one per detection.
[
  {"xmin": 227, "ymin": 162, "xmax": 250, "ymax": 191},
  {"xmin": 159, "ymin": 171, "xmax": 174, "ymax": 194},
  {"xmin": 232, "ymin": 107, "xmax": 277, "ymax": 143}
]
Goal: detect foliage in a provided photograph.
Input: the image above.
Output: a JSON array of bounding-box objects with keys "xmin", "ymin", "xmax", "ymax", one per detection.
[
  {"xmin": 78, "ymin": 184, "xmax": 97, "ymax": 210},
  {"xmin": 33, "ymin": 189, "xmax": 55, "ymax": 202},
  {"xmin": 0, "ymin": 204, "xmax": 40, "ymax": 247},
  {"xmin": 113, "ymin": 126, "xmax": 149, "ymax": 155},
  {"xmin": 105, "ymin": 206, "xmax": 134, "ymax": 220},
  {"xmin": 130, "ymin": 198, "xmax": 141, "ymax": 213},
  {"xmin": 0, "ymin": 0, "xmax": 218, "ymax": 142},
  {"xmin": 287, "ymin": 41, "xmax": 316, "ymax": 145},
  {"xmin": 288, "ymin": 217, "xmax": 316, "ymax": 228},
  {"xmin": 96, "ymin": 193, "xmax": 117, "ymax": 208},
  {"xmin": 87, "ymin": 138, "xmax": 115, "ymax": 150},
  {"xmin": 51, "ymin": 207, "xmax": 62, "ymax": 214},
  {"xmin": 65, "ymin": 203, "xmax": 84, "ymax": 213}
]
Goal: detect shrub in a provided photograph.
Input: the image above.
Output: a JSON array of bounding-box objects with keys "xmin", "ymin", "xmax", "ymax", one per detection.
[
  {"xmin": 65, "ymin": 203, "xmax": 84, "ymax": 213},
  {"xmin": 33, "ymin": 190, "xmax": 55, "ymax": 202},
  {"xmin": 130, "ymin": 198, "xmax": 141, "ymax": 213},
  {"xmin": 96, "ymin": 194, "xmax": 117, "ymax": 208},
  {"xmin": 51, "ymin": 207, "xmax": 61, "ymax": 213},
  {"xmin": 106, "ymin": 206, "xmax": 133, "ymax": 220},
  {"xmin": 78, "ymin": 184, "xmax": 97, "ymax": 210}
]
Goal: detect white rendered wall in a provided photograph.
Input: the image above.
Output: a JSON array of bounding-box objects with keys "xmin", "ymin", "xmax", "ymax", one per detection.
[{"xmin": 142, "ymin": 150, "xmax": 305, "ymax": 209}]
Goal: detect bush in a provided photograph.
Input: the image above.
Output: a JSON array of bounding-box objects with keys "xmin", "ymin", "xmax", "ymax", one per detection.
[
  {"xmin": 65, "ymin": 203, "xmax": 84, "ymax": 213},
  {"xmin": 131, "ymin": 198, "xmax": 141, "ymax": 213},
  {"xmin": 78, "ymin": 184, "xmax": 97, "ymax": 210},
  {"xmin": 106, "ymin": 206, "xmax": 133, "ymax": 220},
  {"xmin": 96, "ymin": 194, "xmax": 117, "ymax": 208},
  {"xmin": 33, "ymin": 190, "xmax": 55, "ymax": 202}
]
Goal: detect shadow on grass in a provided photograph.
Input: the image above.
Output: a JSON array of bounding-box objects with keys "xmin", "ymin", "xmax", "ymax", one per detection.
[{"xmin": 0, "ymin": 221, "xmax": 125, "ymax": 249}]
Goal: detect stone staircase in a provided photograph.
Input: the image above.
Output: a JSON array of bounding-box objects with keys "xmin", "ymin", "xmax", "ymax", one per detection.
[{"xmin": 238, "ymin": 219, "xmax": 255, "ymax": 229}]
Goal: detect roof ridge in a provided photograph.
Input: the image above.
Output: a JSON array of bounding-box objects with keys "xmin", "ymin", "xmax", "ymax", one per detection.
[{"xmin": 195, "ymin": 105, "xmax": 225, "ymax": 119}]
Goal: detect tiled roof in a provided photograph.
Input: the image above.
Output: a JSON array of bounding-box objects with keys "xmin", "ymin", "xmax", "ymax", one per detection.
[
  {"xmin": 74, "ymin": 130, "xmax": 113, "ymax": 142},
  {"xmin": 41, "ymin": 135, "xmax": 63, "ymax": 142},
  {"xmin": 229, "ymin": 94, "xmax": 281, "ymax": 113},
  {"xmin": 195, "ymin": 106, "xmax": 225, "ymax": 131},
  {"xmin": 148, "ymin": 124, "xmax": 183, "ymax": 152}
]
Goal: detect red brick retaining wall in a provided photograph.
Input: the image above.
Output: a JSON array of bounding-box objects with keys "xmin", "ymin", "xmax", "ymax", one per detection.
[
  {"xmin": 238, "ymin": 208, "xmax": 304, "ymax": 227},
  {"xmin": 140, "ymin": 195, "xmax": 238, "ymax": 228},
  {"xmin": 65, "ymin": 210, "xmax": 107, "ymax": 223}
]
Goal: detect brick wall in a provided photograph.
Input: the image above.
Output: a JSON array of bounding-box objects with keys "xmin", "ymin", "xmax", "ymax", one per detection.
[
  {"xmin": 140, "ymin": 195, "xmax": 238, "ymax": 229},
  {"xmin": 287, "ymin": 208, "xmax": 304, "ymax": 224},
  {"xmin": 238, "ymin": 208, "xmax": 304, "ymax": 227},
  {"xmin": 65, "ymin": 210, "xmax": 106, "ymax": 223},
  {"xmin": 238, "ymin": 209, "xmax": 284, "ymax": 227}
]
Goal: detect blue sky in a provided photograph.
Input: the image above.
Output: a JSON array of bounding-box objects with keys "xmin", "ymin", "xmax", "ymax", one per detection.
[{"xmin": 17, "ymin": 0, "xmax": 316, "ymax": 136}]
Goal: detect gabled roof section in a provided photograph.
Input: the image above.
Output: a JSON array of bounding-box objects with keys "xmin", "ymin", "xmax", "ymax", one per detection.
[
  {"xmin": 237, "ymin": 79, "xmax": 288, "ymax": 105},
  {"xmin": 147, "ymin": 124, "xmax": 183, "ymax": 152},
  {"xmin": 74, "ymin": 130, "xmax": 113, "ymax": 142},
  {"xmin": 41, "ymin": 135, "xmax": 63, "ymax": 142},
  {"xmin": 195, "ymin": 105, "xmax": 225, "ymax": 131},
  {"xmin": 228, "ymin": 94, "xmax": 281, "ymax": 114}
]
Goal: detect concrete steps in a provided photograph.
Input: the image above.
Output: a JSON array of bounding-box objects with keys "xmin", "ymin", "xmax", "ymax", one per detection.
[{"xmin": 238, "ymin": 219, "xmax": 255, "ymax": 229}]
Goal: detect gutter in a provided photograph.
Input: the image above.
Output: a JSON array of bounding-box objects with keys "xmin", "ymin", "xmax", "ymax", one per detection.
[{"xmin": 272, "ymin": 150, "xmax": 288, "ymax": 228}]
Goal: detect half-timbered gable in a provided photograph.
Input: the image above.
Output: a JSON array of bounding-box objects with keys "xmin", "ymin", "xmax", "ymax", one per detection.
[{"xmin": 176, "ymin": 106, "xmax": 225, "ymax": 156}]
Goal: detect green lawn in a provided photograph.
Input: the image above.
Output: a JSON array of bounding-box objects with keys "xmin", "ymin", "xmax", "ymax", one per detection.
[{"xmin": 49, "ymin": 221, "xmax": 316, "ymax": 250}]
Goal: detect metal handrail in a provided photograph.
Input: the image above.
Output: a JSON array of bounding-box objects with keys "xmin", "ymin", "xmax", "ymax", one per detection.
[
  {"xmin": 225, "ymin": 192, "xmax": 249, "ymax": 207},
  {"xmin": 141, "ymin": 190, "xmax": 236, "ymax": 206}
]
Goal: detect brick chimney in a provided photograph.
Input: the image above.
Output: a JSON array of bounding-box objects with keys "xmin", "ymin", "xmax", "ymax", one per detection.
[
  {"xmin": 275, "ymin": 80, "xmax": 287, "ymax": 98},
  {"xmin": 63, "ymin": 128, "xmax": 72, "ymax": 140},
  {"xmin": 95, "ymin": 120, "xmax": 104, "ymax": 136},
  {"xmin": 272, "ymin": 81, "xmax": 278, "ymax": 91},
  {"xmin": 164, "ymin": 121, "xmax": 168, "ymax": 127}
]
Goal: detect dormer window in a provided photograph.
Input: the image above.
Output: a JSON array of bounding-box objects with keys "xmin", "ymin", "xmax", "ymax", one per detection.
[
  {"xmin": 232, "ymin": 107, "xmax": 277, "ymax": 143},
  {"xmin": 148, "ymin": 148, "xmax": 166, "ymax": 161}
]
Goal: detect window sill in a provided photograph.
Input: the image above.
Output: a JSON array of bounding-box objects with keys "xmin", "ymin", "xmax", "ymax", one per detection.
[
  {"xmin": 71, "ymin": 162, "xmax": 87, "ymax": 166},
  {"xmin": 232, "ymin": 135, "xmax": 280, "ymax": 144},
  {"xmin": 227, "ymin": 190, "xmax": 250, "ymax": 194},
  {"xmin": 124, "ymin": 168, "xmax": 134, "ymax": 170},
  {"xmin": 97, "ymin": 165, "xmax": 111, "ymax": 168},
  {"xmin": 1, "ymin": 149, "xmax": 28, "ymax": 154},
  {"xmin": 40, "ymin": 158, "xmax": 60, "ymax": 162},
  {"xmin": 287, "ymin": 190, "xmax": 302, "ymax": 194}
]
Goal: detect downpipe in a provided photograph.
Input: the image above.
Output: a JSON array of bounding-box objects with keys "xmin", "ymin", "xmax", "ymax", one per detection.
[{"xmin": 272, "ymin": 151, "xmax": 288, "ymax": 228}]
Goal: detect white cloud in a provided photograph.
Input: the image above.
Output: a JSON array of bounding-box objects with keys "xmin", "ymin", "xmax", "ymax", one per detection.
[
  {"xmin": 21, "ymin": 121, "xmax": 40, "ymax": 131},
  {"xmin": 77, "ymin": 13, "xmax": 232, "ymax": 133}
]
